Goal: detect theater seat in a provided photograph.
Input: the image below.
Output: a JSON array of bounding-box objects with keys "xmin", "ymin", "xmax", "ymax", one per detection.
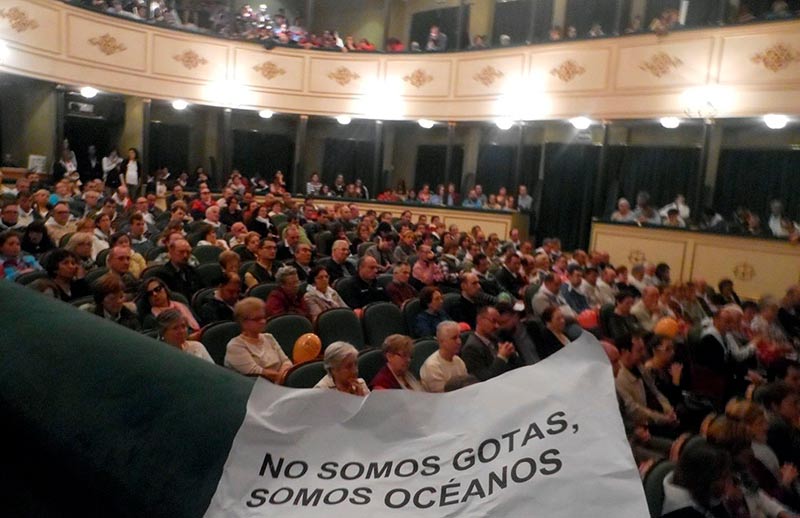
[
  {"xmin": 196, "ymin": 263, "xmax": 224, "ymax": 288},
  {"xmin": 283, "ymin": 360, "xmax": 326, "ymax": 388},
  {"xmin": 85, "ymin": 267, "xmax": 109, "ymax": 286},
  {"xmin": 316, "ymin": 307, "xmax": 365, "ymax": 350},
  {"xmin": 642, "ymin": 459, "xmax": 675, "ymax": 517},
  {"xmin": 247, "ymin": 282, "xmax": 279, "ymax": 300},
  {"xmin": 441, "ymin": 292, "xmax": 461, "ymax": 317},
  {"xmin": 95, "ymin": 248, "xmax": 111, "ymax": 268},
  {"xmin": 199, "ymin": 321, "xmax": 240, "ymax": 366},
  {"xmin": 358, "ymin": 348, "xmax": 386, "ymax": 388},
  {"xmin": 191, "ymin": 287, "xmax": 217, "ymax": 315},
  {"xmin": 403, "ymin": 298, "xmax": 423, "ymax": 338},
  {"xmin": 362, "ymin": 302, "xmax": 406, "ymax": 347},
  {"xmin": 193, "ymin": 245, "xmax": 223, "ymax": 265},
  {"xmin": 15, "ymin": 270, "xmax": 48, "ymax": 285},
  {"xmin": 410, "ymin": 339, "xmax": 438, "ymax": 379},
  {"xmin": 265, "ymin": 314, "xmax": 314, "ymax": 358}
]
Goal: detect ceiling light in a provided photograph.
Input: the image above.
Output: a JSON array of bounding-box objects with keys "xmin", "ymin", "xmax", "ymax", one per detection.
[
  {"xmin": 495, "ymin": 118, "xmax": 514, "ymax": 130},
  {"xmin": 258, "ymin": 109, "xmax": 274, "ymax": 119},
  {"xmin": 660, "ymin": 117, "xmax": 681, "ymax": 129},
  {"xmin": 764, "ymin": 114, "xmax": 788, "ymax": 130},
  {"xmin": 80, "ymin": 86, "xmax": 99, "ymax": 99},
  {"xmin": 569, "ymin": 116, "xmax": 592, "ymax": 130},
  {"xmin": 418, "ymin": 119, "xmax": 435, "ymax": 129},
  {"xmin": 336, "ymin": 115, "xmax": 351, "ymax": 125},
  {"xmin": 171, "ymin": 99, "xmax": 188, "ymax": 110}
]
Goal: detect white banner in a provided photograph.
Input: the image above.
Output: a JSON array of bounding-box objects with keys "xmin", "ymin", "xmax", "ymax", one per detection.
[{"xmin": 204, "ymin": 332, "xmax": 649, "ymax": 517}]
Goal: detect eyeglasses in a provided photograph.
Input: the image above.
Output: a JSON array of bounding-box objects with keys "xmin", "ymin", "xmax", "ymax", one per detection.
[{"xmin": 147, "ymin": 285, "xmax": 164, "ymax": 296}]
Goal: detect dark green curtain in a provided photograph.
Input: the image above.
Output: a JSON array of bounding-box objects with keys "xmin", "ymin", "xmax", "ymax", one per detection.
[
  {"xmin": 415, "ymin": 145, "xmax": 464, "ymax": 191},
  {"xmin": 537, "ymin": 144, "xmax": 600, "ymax": 250},
  {"xmin": 232, "ymin": 131, "xmax": 294, "ymax": 185},
  {"xmin": 321, "ymin": 138, "xmax": 374, "ymax": 187},
  {"xmin": 565, "ymin": 0, "xmax": 618, "ymax": 35},
  {"xmin": 409, "ymin": 6, "xmax": 470, "ymax": 49},
  {"xmin": 492, "ymin": 0, "xmax": 531, "ymax": 44},
  {"xmin": 602, "ymin": 146, "xmax": 701, "ymax": 217},
  {"xmin": 149, "ymin": 122, "xmax": 189, "ymax": 176},
  {"xmin": 476, "ymin": 145, "xmax": 515, "ymax": 195},
  {"xmin": 714, "ymin": 149, "xmax": 800, "ymax": 221}
]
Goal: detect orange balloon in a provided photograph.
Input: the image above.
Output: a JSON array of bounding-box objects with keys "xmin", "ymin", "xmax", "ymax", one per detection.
[
  {"xmin": 654, "ymin": 317, "xmax": 680, "ymax": 338},
  {"xmin": 293, "ymin": 333, "xmax": 322, "ymax": 364}
]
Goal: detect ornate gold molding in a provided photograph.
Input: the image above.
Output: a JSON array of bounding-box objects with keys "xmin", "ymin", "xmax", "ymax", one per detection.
[
  {"xmin": 0, "ymin": 6, "xmax": 38, "ymax": 33},
  {"xmin": 403, "ymin": 69, "xmax": 433, "ymax": 88},
  {"xmin": 327, "ymin": 66, "xmax": 360, "ymax": 86},
  {"xmin": 550, "ymin": 60, "xmax": 586, "ymax": 82},
  {"xmin": 639, "ymin": 52, "xmax": 683, "ymax": 78},
  {"xmin": 733, "ymin": 262, "xmax": 756, "ymax": 282},
  {"xmin": 253, "ymin": 61, "xmax": 286, "ymax": 80},
  {"xmin": 751, "ymin": 43, "xmax": 800, "ymax": 73},
  {"xmin": 473, "ymin": 66, "xmax": 504, "ymax": 87},
  {"xmin": 173, "ymin": 50, "xmax": 208, "ymax": 70},
  {"xmin": 88, "ymin": 33, "xmax": 127, "ymax": 56},
  {"xmin": 628, "ymin": 249, "xmax": 646, "ymax": 264}
]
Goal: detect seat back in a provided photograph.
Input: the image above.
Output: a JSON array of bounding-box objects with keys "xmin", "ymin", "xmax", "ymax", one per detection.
[
  {"xmin": 95, "ymin": 248, "xmax": 111, "ymax": 268},
  {"xmin": 598, "ymin": 303, "xmax": 615, "ymax": 337},
  {"xmin": 376, "ymin": 274, "xmax": 394, "ymax": 290},
  {"xmin": 191, "ymin": 287, "xmax": 217, "ymax": 315},
  {"xmin": 199, "ymin": 321, "xmax": 241, "ymax": 366},
  {"xmin": 314, "ymin": 231, "xmax": 333, "ymax": 257},
  {"xmin": 410, "ymin": 339, "xmax": 439, "ymax": 379},
  {"xmin": 193, "ymin": 245, "xmax": 223, "ymax": 265},
  {"xmin": 523, "ymin": 284, "xmax": 540, "ymax": 317},
  {"xmin": 141, "ymin": 265, "xmax": 170, "ymax": 283},
  {"xmin": 403, "ymin": 298, "xmax": 423, "ymax": 338},
  {"xmin": 357, "ymin": 242, "xmax": 374, "ymax": 258},
  {"xmin": 283, "ymin": 360, "xmax": 326, "ymax": 389},
  {"xmin": 362, "ymin": 302, "xmax": 406, "ymax": 347},
  {"xmin": 442, "ymin": 292, "xmax": 462, "ymax": 317},
  {"xmin": 333, "ymin": 276, "xmax": 362, "ymax": 309},
  {"xmin": 84, "ymin": 267, "xmax": 110, "ymax": 286},
  {"xmin": 316, "ymin": 307, "xmax": 365, "ymax": 350},
  {"xmin": 145, "ymin": 246, "xmax": 166, "ymax": 261},
  {"xmin": 265, "ymin": 314, "xmax": 314, "ymax": 358},
  {"xmin": 642, "ymin": 459, "xmax": 675, "ymax": 518},
  {"xmin": 247, "ymin": 282, "xmax": 279, "ymax": 300},
  {"xmin": 196, "ymin": 263, "xmax": 224, "ymax": 288},
  {"xmin": 238, "ymin": 260, "xmax": 255, "ymax": 278},
  {"xmin": 15, "ymin": 270, "xmax": 48, "ymax": 285},
  {"xmin": 358, "ymin": 348, "xmax": 386, "ymax": 388}
]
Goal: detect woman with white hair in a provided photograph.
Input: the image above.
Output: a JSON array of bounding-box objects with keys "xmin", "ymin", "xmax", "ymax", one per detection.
[
  {"xmin": 225, "ymin": 297, "xmax": 293, "ymax": 382},
  {"xmin": 611, "ymin": 198, "xmax": 636, "ymax": 223},
  {"xmin": 314, "ymin": 341, "xmax": 370, "ymax": 396}
]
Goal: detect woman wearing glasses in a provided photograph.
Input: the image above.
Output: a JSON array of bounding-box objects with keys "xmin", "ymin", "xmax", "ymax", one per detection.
[
  {"xmin": 224, "ymin": 297, "xmax": 292, "ymax": 382},
  {"xmin": 137, "ymin": 277, "xmax": 199, "ymax": 332}
]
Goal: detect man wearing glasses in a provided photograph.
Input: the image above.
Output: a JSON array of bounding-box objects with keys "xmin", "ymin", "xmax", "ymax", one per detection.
[{"xmin": 44, "ymin": 202, "xmax": 77, "ymax": 243}]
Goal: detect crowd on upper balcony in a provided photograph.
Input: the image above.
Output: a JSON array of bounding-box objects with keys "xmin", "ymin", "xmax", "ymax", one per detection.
[
  {"xmin": 69, "ymin": 0, "xmax": 800, "ymax": 53},
  {"xmin": 609, "ymin": 191, "xmax": 800, "ymax": 242}
]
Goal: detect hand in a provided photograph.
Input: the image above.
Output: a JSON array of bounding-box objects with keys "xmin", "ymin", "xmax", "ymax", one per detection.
[
  {"xmin": 781, "ymin": 463, "xmax": 798, "ymax": 486},
  {"xmin": 664, "ymin": 410, "xmax": 679, "ymax": 425},
  {"xmin": 497, "ymin": 341, "xmax": 515, "ymax": 361},
  {"xmin": 633, "ymin": 425, "xmax": 651, "ymax": 443},
  {"xmin": 669, "ymin": 362, "xmax": 683, "ymax": 385},
  {"xmin": 746, "ymin": 370, "xmax": 765, "ymax": 385}
]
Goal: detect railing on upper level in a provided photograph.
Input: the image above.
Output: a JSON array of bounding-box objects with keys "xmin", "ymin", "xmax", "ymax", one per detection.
[{"xmin": 1, "ymin": 0, "xmax": 799, "ymax": 121}]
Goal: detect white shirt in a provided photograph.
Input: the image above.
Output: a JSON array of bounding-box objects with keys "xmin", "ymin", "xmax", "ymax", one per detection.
[
  {"xmin": 419, "ymin": 350, "xmax": 467, "ymax": 393},
  {"xmin": 183, "ymin": 340, "xmax": 214, "ymax": 363},
  {"xmin": 124, "ymin": 160, "xmax": 139, "ymax": 186}
]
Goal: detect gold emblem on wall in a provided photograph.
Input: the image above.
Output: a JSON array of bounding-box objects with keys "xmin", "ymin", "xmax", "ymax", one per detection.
[
  {"xmin": 253, "ymin": 61, "xmax": 286, "ymax": 80},
  {"xmin": 639, "ymin": 52, "xmax": 683, "ymax": 78},
  {"xmin": 88, "ymin": 34, "xmax": 127, "ymax": 56},
  {"xmin": 173, "ymin": 50, "xmax": 208, "ymax": 70},
  {"xmin": 403, "ymin": 69, "xmax": 433, "ymax": 88},
  {"xmin": 733, "ymin": 262, "xmax": 756, "ymax": 282},
  {"xmin": 550, "ymin": 60, "xmax": 586, "ymax": 82},
  {"xmin": 0, "ymin": 6, "xmax": 39, "ymax": 33},
  {"xmin": 327, "ymin": 66, "xmax": 360, "ymax": 86},
  {"xmin": 751, "ymin": 43, "xmax": 800, "ymax": 73},
  {"xmin": 628, "ymin": 249, "xmax": 646, "ymax": 264},
  {"xmin": 473, "ymin": 65, "xmax": 504, "ymax": 86}
]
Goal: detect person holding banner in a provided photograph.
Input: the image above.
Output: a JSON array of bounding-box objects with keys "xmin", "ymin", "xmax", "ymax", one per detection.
[
  {"xmin": 225, "ymin": 297, "xmax": 293, "ymax": 382},
  {"xmin": 461, "ymin": 306, "xmax": 517, "ymax": 381},
  {"xmin": 314, "ymin": 341, "xmax": 370, "ymax": 396}
]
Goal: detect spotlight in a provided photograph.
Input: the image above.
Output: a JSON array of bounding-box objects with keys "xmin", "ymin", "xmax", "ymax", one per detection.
[
  {"xmin": 171, "ymin": 99, "xmax": 188, "ymax": 110},
  {"xmin": 660, "ymin": 117, "xmax": 681, "ymax": 129},
  {"xmin": 258, "ymin": 109, "xmax": 274, "ymax": 119},
  {"xmin": 569, "ymin": 117, "xmax": 592, "ymax": 130},
  {"xmin": 495, "ymin": 118, "xmax": 514, "ymax": 130},
  {"xmin": 336, "ymin": 115, "xmax": 351, "ymax": 125},
  {"xmin": 80, "ymin": 86, "xmax": 99, "ymax": 99},
  {"xmin": 764, "ymin": 114, "xmax": 788, "ymax": 130},
  {"xmin": 418, "ymin": 119, "xmax": 435, "ymax": 129}
]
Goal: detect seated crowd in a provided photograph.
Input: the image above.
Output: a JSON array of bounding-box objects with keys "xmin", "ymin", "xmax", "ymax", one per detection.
[
  {"xmin": 5, "ymin": 167, "xmax": 800, "ymax": 517},
  {"xmin": 610, "ymin": 191, "xmax": 800, "ymax": 242}
]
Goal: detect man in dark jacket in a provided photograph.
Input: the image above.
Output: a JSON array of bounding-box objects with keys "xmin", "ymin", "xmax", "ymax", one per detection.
[{"xmin": 461, "ymin": 306, "xmax": 516, "ymax": 381}]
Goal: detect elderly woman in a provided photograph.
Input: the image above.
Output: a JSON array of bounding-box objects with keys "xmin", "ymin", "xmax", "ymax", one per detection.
[
  {"xmin": 370, "ymin": 334, "xmax": 423, "ymax": 391},
  {"xmin": 86, "ymin": 273, "xmax": 140, "ymax": 330},
  {"xmin": 414, "ymin": 286, "xmax": 450, "ymax": 338},
  {"xmin": 303, "ymin": 265, "xmax": 348, "ymax": 322},
  {"xmin": 64, "ymin": 232, "xmax": 97, "ymax": 272},
  {"xmin": 137, "ymin": 277, "xmax": 199, "ymax": 332},
  {"xmin": 44, "ymin": 248, "xmax": 89, "ymax": 302},
  {"xmin": 264, "ymin": 265, "xmax": 309, "ymax": 318},
  {"xmin": 225, "ymin": 297, "xmax": 292, "ymax": 382},
  {"xmin": 538, "ymin": 306, "xmax": 570, "ymax": 360},
  {"xmin": 156, "ymin": 309, "xmax": 213, "ymax": 362},
  {"xmin": 0, "ymin": 230, "xmax": 43, "ymax": 281},
  {"xmin": 314, "ymin": 341, "xmax": 370, "ymax": 395}
]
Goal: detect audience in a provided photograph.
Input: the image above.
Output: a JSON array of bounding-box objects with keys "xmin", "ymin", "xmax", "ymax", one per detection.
[
  {"xmin": 315, "ymin": 341, "xmax": 369, "ymax": 395},
  {"xmin": 414, "ymin": 286, "xmax": 449, "ymax": 338},
  {"xmin": 370, "ymin": 334, "xmax": 423, "ymax": 391},
  {"xmin": 156, "ymin": 308, "xmax": 212, "ymax": 362},
  {"xmin": 264, "ymin": 265, "xmax": 309, "ymax": 318},
  {"xmin": 303, "ymin": 265, "xmax": 348, "ymax": 322},
  {"xmin": 198, "ymin": 272, "xmax": 241, "ymax": 325},
  {"xmin": 461, "ymin": 306, "xmax": 516, "ymax": 381},
  {"xmin": 225, "ymin": 297, "xmax": 293, "ymax": 382},
  {"xmin": 420, "ymin": 321, "xmax": 467, "ymax": 393}
]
